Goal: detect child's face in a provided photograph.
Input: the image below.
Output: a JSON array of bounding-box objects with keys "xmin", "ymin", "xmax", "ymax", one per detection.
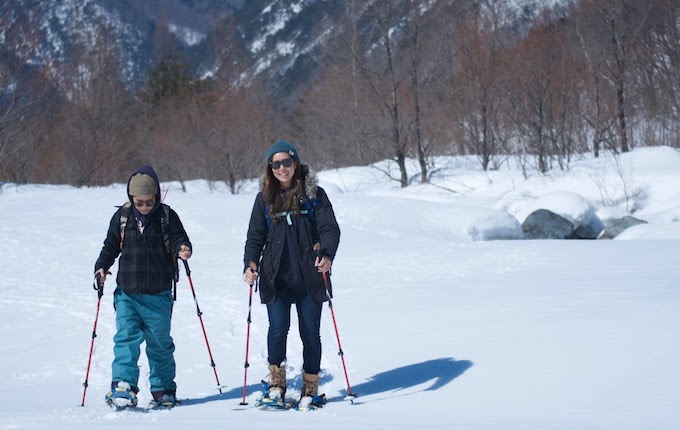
[{"xmin": 132, "ymin": 194, "xmax": 156, "ymax": 215}]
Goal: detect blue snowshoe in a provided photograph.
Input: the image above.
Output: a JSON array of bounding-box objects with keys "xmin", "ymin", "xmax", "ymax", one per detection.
[
  {"xmin": 296, "ymin": 393, "xmax": 327, "ymax": 411},
  {"xmin": 255, "ymin": 381, "xmax": 296, "ymax": 410},
  {"xmin": 105, "ymin": 382, "xmax": 139, "ymax": 411}
]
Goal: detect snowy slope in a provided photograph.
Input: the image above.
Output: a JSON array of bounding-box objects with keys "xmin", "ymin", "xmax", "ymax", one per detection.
[{"xmin": 0, "ymin": 148, "xmax": 678, "ymax": 429}]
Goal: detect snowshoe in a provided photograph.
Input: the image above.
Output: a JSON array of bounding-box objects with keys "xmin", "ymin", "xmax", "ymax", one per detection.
[
  {"xmin": 105, "ymin": 382, "xmax": 139, "ymax": 411},
  {"xmin": 296, "ymin": 394, "xmax": 327, "ymax": 411},
  {"xmin": 255, "ymin": 381, "xmax": 296, "ymax": 410},
  {"xmin": 149, "ymin": 394, "xmax": 179, "ymax": 409}
]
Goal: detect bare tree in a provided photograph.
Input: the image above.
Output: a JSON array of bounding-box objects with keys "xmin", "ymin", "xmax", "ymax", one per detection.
[
  {"xmin": 290, "ymin": 0, "xmax": 384, "ymax": 170},
  {"xmin": 208, "ymin": 81, "xmax": 277, "ymax": 194},
  {"xmin": 0, "ymin": 4, "xmax": 52, "ymax": 183},
  {"xmin": 403, "ymin": 1, "xmax": 444, "ymax": 183},
  {"xmin": 51, "ymin": 24, "xmax": 136, "ymax": 186},
  {"xmin": 506, "ymin": 11, "xmax": 584, "ymax": 172},
  {"xmin": 440, "ymin": 0, "xmax": 512, "ymax": 171},
  {"xmin": 634, "ymin": 0, "xmax": 680, "ymax": 147},
  {"xmin": 577, "ymin": 0, "xmax": 651, "ymax": 154},
  {"xmin": 357, "ymin": 0, "xmax": 414, "ymax": 187}
]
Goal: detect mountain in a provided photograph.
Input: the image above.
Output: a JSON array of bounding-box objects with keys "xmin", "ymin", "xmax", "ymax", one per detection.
[
  {"xmin": 2, "ymin": 0, "xmax": 567, "ymax": 95},
  {"xmin": 2, "ymin": 0, "xmax": 239, "ymax": 86},
  {"xmin": 199, "ymin": 0, "xmax": 571, "ymax": 100}
]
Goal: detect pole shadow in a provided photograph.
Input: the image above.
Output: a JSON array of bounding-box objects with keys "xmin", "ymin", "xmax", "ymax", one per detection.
[{"xmin": 179, "ymin": 382, "xmax": 269, "ymax": 407}]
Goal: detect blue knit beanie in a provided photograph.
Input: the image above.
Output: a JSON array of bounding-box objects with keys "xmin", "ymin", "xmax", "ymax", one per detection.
[{"xmin": 266, "ymin": 140, "xmax": 300, "ymax": 164}]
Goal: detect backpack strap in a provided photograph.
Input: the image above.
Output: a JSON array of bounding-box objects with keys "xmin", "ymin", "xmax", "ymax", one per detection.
[
  {"xmin": 303, "ymin": 198, "xmax": 317, "ymax": 225},
  {"xmin": 264, "ymin": 198, "xmax": 317, "ymax": 229},
  {"xmin": 119, "ymin": 202, "xmax": 172, "ymax": 255},
  {"xmin": 265, "ymin": 204, "xmax": 269, "ymax": 229},
  {"xmin": 160, "ymin": 204, "xmax": 171, "ymax": 255},
  {"xmin": 119, "ymin": 202, "xmax": 132, "ymax": 250},
  {"xmin": 270, "ymin": 199, "xmax": 323, "ymax": 274}
]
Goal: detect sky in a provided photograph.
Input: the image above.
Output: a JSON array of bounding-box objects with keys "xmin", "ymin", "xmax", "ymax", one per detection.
[{"xmin": 0, "ymin": 147, "xmax": 678, "ymax": 429}]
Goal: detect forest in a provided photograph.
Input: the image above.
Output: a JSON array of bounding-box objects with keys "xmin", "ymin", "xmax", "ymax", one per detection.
[{"xmin": 1, "ymin": 0, "xmax": 678, "ymax": 191}]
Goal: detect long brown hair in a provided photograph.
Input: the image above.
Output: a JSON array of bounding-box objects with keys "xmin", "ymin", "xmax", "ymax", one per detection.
[{"xmin": 262, "ymin": 161, "xmax": 303, "ymax": 219}]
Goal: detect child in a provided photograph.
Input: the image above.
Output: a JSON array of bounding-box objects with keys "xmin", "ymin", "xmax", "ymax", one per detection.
[{"xmin": 95, "ymin": 165, "xmax": 191, "ymax": 409}]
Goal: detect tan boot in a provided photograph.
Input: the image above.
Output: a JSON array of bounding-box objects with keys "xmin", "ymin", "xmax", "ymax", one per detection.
[
  {"xmin": 301, "ymin": 372, "xmax": 320, "ymax": 398},
  {"xmin": 268, "ymin": 364, "xmax": 287, "ymax": 399}
]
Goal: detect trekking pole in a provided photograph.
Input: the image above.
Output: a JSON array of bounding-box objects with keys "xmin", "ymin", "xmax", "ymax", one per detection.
[
  {"xmin": 81, "ymin": 272, "xmax": 105, "ymax": 406},
  {"xmin": 321, "ymin": 269, "xmax": 358, "ymax": 401},
  {"xmin": 182, "ymin": 260, "xmax": 223, "ymax": 394},
  {"xmin": 239, "ymin": 274, "xmax": 255, "ymax": 405}
]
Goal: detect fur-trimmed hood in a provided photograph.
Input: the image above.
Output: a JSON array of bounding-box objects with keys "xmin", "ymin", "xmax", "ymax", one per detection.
[
  {"xmin": 246, "ymin": 162, "xmax": 340, "ymax": 306},
  {"xmin": 259, "ymin": 164, "xmax": 318, "ymax": 200}
]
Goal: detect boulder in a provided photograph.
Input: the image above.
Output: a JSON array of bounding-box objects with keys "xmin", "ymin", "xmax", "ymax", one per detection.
[
  {"xmin": 573, "ymin": 216, "xmax": 605, "ymax": 239},
  {"xmin": 522, "ymin": 209, "xmax": 575, "ymax": 239}
]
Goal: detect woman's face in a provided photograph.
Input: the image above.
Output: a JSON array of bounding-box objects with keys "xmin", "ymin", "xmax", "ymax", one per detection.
[{"xmin": 270, "ymin": 152, "xmax": 297, "ymax": 188}]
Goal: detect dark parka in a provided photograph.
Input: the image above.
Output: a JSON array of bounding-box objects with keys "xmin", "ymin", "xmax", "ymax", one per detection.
[
  {"xmin": 244, "ymin": 165, "xmax": 340, "ymax": 305},
  {"xmin": 95, "ymin": 165, "xmax": 191, "ymax": 295}
]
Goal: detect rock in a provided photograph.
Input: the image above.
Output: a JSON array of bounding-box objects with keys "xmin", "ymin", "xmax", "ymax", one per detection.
[
  {"xmin": 573, "ymin": 216, "xmax": 605, "ymax": 239},
  {"xmin": 522, "ymin": 209, "xmax": 575, "ymax": 239}
]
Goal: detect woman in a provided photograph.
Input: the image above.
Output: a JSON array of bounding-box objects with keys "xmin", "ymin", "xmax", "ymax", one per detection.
[{"xmin": 243, "ymin": 141, "xmax": 340, "ymax": 406}]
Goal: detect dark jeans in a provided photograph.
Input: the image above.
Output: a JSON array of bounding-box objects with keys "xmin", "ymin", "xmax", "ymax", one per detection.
[{"xmin": 267, "ymin": 291, "xmax": 323, "ymax": 374}]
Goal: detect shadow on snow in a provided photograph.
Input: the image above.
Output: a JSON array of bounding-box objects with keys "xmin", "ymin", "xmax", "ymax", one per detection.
[
  {"xmin": 180, "ymin": 372, "xmax": 336, "ymax": 407},
  {"xmin": 181, "ymin": 357, "xmax": 472, "ymax": 407},
  {"xmin": 336, "ymin": 357, "xmax": 473, "ymax": 404}
]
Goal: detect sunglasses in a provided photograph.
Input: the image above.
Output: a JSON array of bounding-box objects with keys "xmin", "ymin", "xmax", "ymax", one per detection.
[
  {"xmin": 133, "ymin": 199, "xmax": 156, "ymax": 208},
  {"xmin": 269, "ymin": 158, "xmax": 295, "ymax": 170}
]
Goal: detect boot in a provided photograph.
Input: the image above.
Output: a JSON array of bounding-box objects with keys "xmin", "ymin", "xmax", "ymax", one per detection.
[
  {"xmin": 268, "ymin": 364, "xmax": 287, "ymax": 399},
  {"xmin": 151, "ymin": 390, "xmax": 178, "ymax": 409},
  {"xmin": 301, "ymin": 372, "xmax": 319, "ymax": 398}
]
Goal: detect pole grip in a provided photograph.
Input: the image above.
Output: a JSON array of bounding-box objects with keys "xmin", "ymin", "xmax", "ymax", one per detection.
[{"xmin": 94, "ymin": 273, "xmax": 104, "ymax": 298}]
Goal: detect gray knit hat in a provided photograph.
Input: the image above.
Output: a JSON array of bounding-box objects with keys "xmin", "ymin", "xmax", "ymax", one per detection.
[
  {"xmin": 266, "ymin": 140, "xmax": 300, "ymax": 164},
  {"xmin": 128, "ymin": 173, "xmax": 157, "ymax": 196}
]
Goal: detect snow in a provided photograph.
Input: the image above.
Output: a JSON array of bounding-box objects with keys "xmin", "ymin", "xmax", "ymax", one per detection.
[
  {"xmin": 168, "ymin": 23, "xmax": 206, "ymax": 47},
  {"xmin": 250, "ymin": 2, "xmax": 293, "ymax": 54},
  {"xmin": 514, "ymin": 191, "xmax": 596, "ymax": 226},
  {"xmin": 1, "ymin": 147, "xmax": 679, "ymax": 429},
  {"xmin": 248, "ymin": 0, "xmax": 332, "ymax": 77},
  {"xmin": 277, "ymin": 40, "xmax": 296, "ymax": 56}
]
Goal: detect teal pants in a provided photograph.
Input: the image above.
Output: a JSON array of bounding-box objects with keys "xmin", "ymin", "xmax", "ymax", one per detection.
[{"xmin": 112, "ymin": 288, "xmax": 176, "ymax": 394}]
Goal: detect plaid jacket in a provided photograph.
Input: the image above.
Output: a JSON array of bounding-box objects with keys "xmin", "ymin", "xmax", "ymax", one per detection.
[{"xmin": 95, "ymin": 205, "xmax": 191, "ymax": 295}]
